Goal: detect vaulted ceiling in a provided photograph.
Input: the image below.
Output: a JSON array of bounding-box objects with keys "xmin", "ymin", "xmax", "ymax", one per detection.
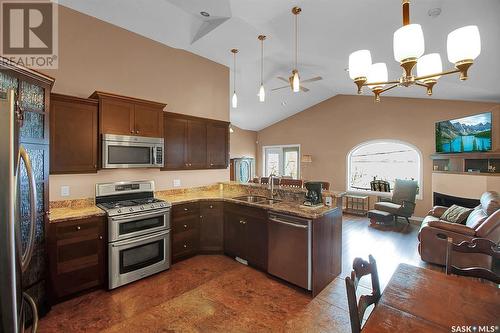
[{"xmin": 59, "ymin": 0, "xmax": 500, "ymax": 130}]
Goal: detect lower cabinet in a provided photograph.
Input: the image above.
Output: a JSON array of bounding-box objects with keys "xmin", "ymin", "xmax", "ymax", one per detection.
[
  {"xmin": 172, "ymin": 202, "xmax": 200, "ymax": 262},
  {"xmin": 48, "ymin": 216, "xmax": 106, "ymax": 303},
  {"xmin": 223, "ymin": 203, "xmax": 268, "ymax": 271},
  {"xmin": 171, "ymin": 201, "xmax": 268, "ymax": 271},
  {"xmin": 199, "ymin": 202, "xmax": 224, "ymax": 253}
]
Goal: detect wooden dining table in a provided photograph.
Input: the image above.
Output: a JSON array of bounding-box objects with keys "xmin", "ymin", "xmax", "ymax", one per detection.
[{"xmin": 363, "ymin": 263, "xmax": 500, "ymax": 332}]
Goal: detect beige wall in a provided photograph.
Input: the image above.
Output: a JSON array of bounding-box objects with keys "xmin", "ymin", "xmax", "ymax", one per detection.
[
  {"xmin": 43, "ymin": 6, "xmax": 230, "ymax": 201},
  {"xmin": 230, "ymin": 125, "xmax": 257, "ymax": 158},
  {"xmin": 257, "ymin": 94, "xmax": 500, "ymax": 217}
]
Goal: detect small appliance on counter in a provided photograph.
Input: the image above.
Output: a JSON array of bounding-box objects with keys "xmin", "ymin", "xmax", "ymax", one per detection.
[
  {"xmin": 303, "ymin": 182, "xmax": 323, "ymax": 207},
  {"xmin": 95, "ymin": 180, "xmax": 171, "ymax": 289}
]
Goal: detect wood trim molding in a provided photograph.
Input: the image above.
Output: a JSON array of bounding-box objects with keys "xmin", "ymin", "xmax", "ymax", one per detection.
[
  {"xmin": 0, "ymin": 56, "xmax": 55, "ymax": 87},
  {"xmin": 89, "ymin": 90, "xmax": 166, "ymax": 109},
  {"xmin": 165, "ymin": 111, "xmax": 230, "ymax": 126},
  {"xmin": 51, "ymin": 93, "xmax": 98, "ymax": 106}
]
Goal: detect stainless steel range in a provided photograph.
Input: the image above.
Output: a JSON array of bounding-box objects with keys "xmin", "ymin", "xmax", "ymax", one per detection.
[{"xmin": 95, "ymin": 181, "xmax": 171, "ymax": 289}]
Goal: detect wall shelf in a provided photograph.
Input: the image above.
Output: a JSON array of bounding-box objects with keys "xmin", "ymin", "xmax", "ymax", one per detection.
[{"xmin": 430, "ymin": 151, "xmax": 500, "ymax": 174}]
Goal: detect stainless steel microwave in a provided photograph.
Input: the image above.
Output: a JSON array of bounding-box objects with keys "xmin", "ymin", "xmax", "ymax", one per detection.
[{"xmin": 102, "ymin": 134, "xmax": 164, "ymax": 168}]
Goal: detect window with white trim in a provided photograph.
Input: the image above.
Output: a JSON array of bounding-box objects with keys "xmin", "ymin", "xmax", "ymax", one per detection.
[
  {"xmin": 263, "ymin": 145, "xmax": 300, "ymax": 179},
  {"xmin": 347, "ymin": 140, "xmax": 422, "ymax": 198}
]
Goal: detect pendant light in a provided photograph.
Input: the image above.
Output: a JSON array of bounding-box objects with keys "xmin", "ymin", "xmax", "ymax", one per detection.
[
  {"xmin": 231, "ymin": 48, "xmax": 238, "ymax": 108},
  {"xmin": 292, "ymin": 7, "xmax": 301, "ymax": 93},
  {"xmin": 258, "ymin": 35, "xmax": 266, "ymax": 102}
]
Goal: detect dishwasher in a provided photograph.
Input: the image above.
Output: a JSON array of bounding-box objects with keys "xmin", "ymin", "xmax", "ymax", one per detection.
[{"xmin": 268, "ymin": 212, "xmax": 312, "ymax": 290}]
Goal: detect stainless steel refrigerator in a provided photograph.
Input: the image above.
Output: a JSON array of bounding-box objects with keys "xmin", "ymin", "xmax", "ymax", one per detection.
[{"xmin": 1, "ymin": 89, "xmax": 39, "ymax": 332}]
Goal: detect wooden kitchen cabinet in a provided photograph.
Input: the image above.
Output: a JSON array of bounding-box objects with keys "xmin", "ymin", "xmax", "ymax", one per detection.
[
  {"xmin": 163, "ymin": 112, "xmax": 229, "ymax": 170},
  {"xmin": 172, "ymin": 202, "xmax": 200, "ymax": 262},
  {"xmin": 50, "ymin": 94, "xmax": 98, "ymax": 174},
  {"xmin": 186, "ymin": 119, "xmax": 207, "ymax": 169},
  {"xmin": 207, "ymin": 122, "xmax": 229, "ymax": 169},
  {"xmin": 48, "ymin": 216, "xmax": 106, "ymax": 303},
  {"xmin": 223, "ymin": 203, "xmax": 268, "ymax": 271},
  {"xmin": 90, "ymin": 91, "xmax": 165, "ymax": 138},
  {"xmin": 199, "ymin": 201, "xmax": 224, "ymax": 253}
]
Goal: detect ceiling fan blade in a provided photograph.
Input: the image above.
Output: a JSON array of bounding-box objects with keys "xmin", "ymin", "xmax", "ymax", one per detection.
[
  {"xmin": 277, "ymin": 76, "xmax": 289, "ymax": 83},
  {"xmin": 300, "ymin": 86, "xmax": 310, "ymax": 92},
  {"xmin": 271, "ymin": 85, "xmax": 291, "ymax": 91},
  {"xmin": 301, "ymin": 76, "xmax": 323, "ymax": 83}
]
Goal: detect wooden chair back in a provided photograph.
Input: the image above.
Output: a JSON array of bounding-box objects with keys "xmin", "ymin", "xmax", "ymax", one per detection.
[
  {"xmin": 250, "ymin": 177, "xmax": 259, "ymax": 184},
  {"xmin": 260, "ymin": 177, "xmax": 280, "ymax": 185},
  {"xmin": 370, "ymin": 179, "xmax": 391, "ymax": 192},
  {"xmin": 446, "ymin": 237, "xmax": 500, "ymax": 284},
  {"xmin": 280, "ymin": 178, "xmax": 303, "ymax": 188},
  {"xmin": 345, "ymin": 255, "xmax": 381, "ymax": 333},
  {"xmin": 319, "ymin": 181, "xmax": 330, "ymax": 191}
]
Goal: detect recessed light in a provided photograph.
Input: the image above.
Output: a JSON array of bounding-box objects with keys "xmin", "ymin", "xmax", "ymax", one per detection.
[
  {"xmin": 428, "ymin": 8, "xmax": 441, "ymax": 18},
  {"xmin": 200, "ymin": 11, "xmax": 210, "ymax": 17}
]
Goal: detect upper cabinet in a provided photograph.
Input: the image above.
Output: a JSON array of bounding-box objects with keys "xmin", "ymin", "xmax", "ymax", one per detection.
[
  {"xmin": 90, "ymin": 91, "xmax": 166, "ymax": 138},
  {"xmin": 50, "ymin": 94, "xmax": 98, "ymax": 174},
  {"xmin": 163, "ymin": 113, "xmax": 229, "ymax": 171},
  {"xmin": 207, "ymin": 122, "xmax": 229, "ymax": 169}
]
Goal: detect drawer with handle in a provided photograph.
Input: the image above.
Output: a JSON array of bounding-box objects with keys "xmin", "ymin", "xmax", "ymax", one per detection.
[
  {"xmin": 172, "ymin": 229, "xmax": 199, "ymax": 259},
  {"xmin": 172, "ymin": 202, "xmax": 200, "ymax": 218}
]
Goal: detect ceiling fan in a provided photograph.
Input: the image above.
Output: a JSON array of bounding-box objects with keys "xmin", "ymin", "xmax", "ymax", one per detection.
[
  {"xmin": 271, "ymin": 7, "xmax": 323, "ymax": 93},
  {"xmin": 272, "ymin": 75, "xmax": 323, "ymax": 93}
]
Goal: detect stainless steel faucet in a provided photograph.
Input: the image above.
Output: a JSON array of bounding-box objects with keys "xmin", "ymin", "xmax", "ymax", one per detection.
[{"xmin": 269, "ymin": 174, "xmax": 277, "ymax": 198}]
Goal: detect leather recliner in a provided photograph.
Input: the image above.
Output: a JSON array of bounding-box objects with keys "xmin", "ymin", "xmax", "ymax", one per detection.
[{"xmin": 418, "ymin": 191, "xmax": 500, "ymax": 268}]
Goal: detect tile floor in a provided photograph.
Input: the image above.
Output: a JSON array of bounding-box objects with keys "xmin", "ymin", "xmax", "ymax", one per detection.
[{"xmin": 38, "ymin": 215, "xmax": 435, "ymax": 333}]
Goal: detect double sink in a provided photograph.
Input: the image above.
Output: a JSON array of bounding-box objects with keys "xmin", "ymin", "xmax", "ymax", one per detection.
[{"xmin": 233, "ymin": 195, "xmax": 282, "ymax": 205}]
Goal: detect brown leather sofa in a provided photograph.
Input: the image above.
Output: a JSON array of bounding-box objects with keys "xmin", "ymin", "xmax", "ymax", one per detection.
[{"xmin": 418, "ymin": 191, "xmax": 500, "ymax": 268}]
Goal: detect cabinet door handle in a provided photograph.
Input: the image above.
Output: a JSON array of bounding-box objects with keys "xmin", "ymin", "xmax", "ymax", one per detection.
[
  {"xmin": 210, "ymin": 163, "xmax": 214, "ymax": 167},
  {"xmin": 184, "ymin": 208, "xmax": 188, "ymax": 211},
  {"xmin": 183, "ymin": 244, "xmax": 187, "ymax": 248},
  {"xmin": 209, "ymin": 205, "xmax": 213, "ymax": 209},
  {"xmin": 99, "ymin": 235, "xmax": 103, "ymax": 240},
  {"xmin": 136, "ymin": 130, "xmax": 139, "ymax": 134},
  {"xmin": 183, "ymin": 224, "xmax": 188, "ymax": 229},
  {"xmin": 239, "ymin": 220, "xmax": 246, "ymax": 225},
  {"xmin": 130, "ymin": 130, "xmax": 133, "ymax": 134},
  {"xmin": 76, "ymin": 226, "xmax": 81, "ymax": 230}
]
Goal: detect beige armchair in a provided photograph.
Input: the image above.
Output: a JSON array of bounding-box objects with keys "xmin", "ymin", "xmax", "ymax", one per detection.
[{"xmin": 418, "ymin": 191, "xmax": 500, "ymax": 269}]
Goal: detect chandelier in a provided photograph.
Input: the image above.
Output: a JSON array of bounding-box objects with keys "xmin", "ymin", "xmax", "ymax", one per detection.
[{"xmin": 348, "ymin": 0, "xmax": 481, "ymax": 102}]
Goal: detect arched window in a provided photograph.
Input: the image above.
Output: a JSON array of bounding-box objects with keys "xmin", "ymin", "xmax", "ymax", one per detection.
[{"xmin": 347, "ymin": 140, "xmax": 422, "ymax": 199}]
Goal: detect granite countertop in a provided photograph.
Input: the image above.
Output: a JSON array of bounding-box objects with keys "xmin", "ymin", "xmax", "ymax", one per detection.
[
  {"xmin": 49, "ymin": 198, "xmax": 105, "ymax": 223},
  {"xmin": 49, "ymin": 182, "xmax": 340, "ymax": 223}
]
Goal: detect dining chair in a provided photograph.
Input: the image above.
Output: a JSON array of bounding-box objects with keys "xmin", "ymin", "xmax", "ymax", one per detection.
[
  {"xmin": 280, "ymin": 178, "xmax": 303, "ymax": 188},
  {"xmin": 319, "ymin": 181, "xmax": 330, "ymax": 191},
  {"xmin": 445, "ymin": 237, "xmax": 500, "ymax": 284},
  {"xmin": 345, "ymin": 255, "xmax": 381, "ymax": 333},
  {"xmin": 260, "ymin": 177, "xmax": 280, "ymax": 185}
]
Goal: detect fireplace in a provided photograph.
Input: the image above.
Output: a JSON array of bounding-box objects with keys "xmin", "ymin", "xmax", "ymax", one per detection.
[{"xmin": 433, "ymin": 192, "xmax": 480, "ymax": 208}]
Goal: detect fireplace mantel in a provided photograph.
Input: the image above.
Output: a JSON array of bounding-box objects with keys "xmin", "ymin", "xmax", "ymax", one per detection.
[{"xmin": 432, "ymin": 172, "xmax": 500, "ymax": 203}]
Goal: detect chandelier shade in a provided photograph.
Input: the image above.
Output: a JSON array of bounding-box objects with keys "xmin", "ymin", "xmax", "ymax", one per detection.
[
  {"xmin": 447, "ymin": 25, "xmax": 481, "ymax": 64},
  {"xmin": 393, "ymin": 24, "xmax": 425, "ymax": 62},
  {"xmin": 417, "ymin": 53, "xmax": 443, "ymax": 80},
  {"xmin": 349, "ymin": 50, "xmax": 372, "ymax": 79},
  {"xmin": 367, "ymin": 63, "xmax": 388, "ymax": 88}
]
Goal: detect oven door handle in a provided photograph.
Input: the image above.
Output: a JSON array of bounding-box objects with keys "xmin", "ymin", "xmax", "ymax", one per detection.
[
  {"xmin": 111, "ymin": 229, "xmax": 170, "ymax": 248},
  {"xmin": 110, "ymin": 209, "xmax": 169, "ymax": 222}
]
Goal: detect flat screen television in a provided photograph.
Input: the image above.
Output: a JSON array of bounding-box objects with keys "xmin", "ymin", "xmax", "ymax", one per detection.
[{"xmin": 435, "ymin": 112, "xmax": 492, "ymax": 153}]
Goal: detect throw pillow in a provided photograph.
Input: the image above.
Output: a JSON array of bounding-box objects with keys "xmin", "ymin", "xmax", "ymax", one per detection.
[{"xmin": 440, "ymin": 205, "xmax": 473, "ymax": 225}]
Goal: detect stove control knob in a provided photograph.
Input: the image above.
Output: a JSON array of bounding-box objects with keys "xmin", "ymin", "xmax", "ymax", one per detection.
[
  {"xmin": 129, "ymin": 208, "xmax": 133, "ymax": 212},
  {"xmin": 117, "ymin": 209, "xmax": 122, "ymax": 214},
  {"xmin": 160, "ymin": 203, "xmax": 165, "ymax": 207},
  {"xmin": 151, "ymin": 205, "xmax": 155, "ymax": 209},
  {"xmin": 140, "ymin": 206, "xmax": 145, "ymax": 210}
]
